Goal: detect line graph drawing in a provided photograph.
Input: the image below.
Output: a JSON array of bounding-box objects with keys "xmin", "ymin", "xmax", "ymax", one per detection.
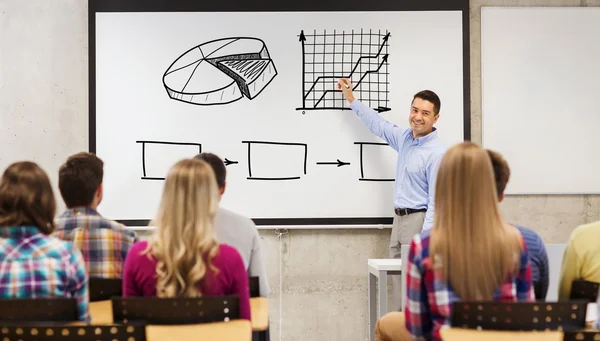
[
  {"xmin": 163, "ymin": 37, "xmax": 277, "ymax": 106},
  {"xmin": 297, "ymin": 29, "xmax": 391, "ymax": 113}
]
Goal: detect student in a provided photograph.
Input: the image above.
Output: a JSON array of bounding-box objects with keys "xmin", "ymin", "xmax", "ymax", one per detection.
[
  {"xmin": 375, "ymin": 142, "xmax": 534, "ymax": 341},
  {"xmin": 54, "ymin": 152, "xmax": 137, "ymax": 278},
  {"xmin": 558, "ymin": 219, "xmax": 600, "ymax": 300},
  {"xmin": 194, "ymin": 152, "xmax": 270, "ymax": 298},
  {"xmin": 487, "ymin": 149, "xmax": 549, "ymax": 300},
  {"xmin": 0, "ymin": 161, "xmax": 89, "ymax": 321},
  {"xmin": 122, "ymin": 158, "xmax": 250, "ymax": 320},
  {"xmin": 338, "ymin": 78, "xmax": 446, "ymax": 309}
]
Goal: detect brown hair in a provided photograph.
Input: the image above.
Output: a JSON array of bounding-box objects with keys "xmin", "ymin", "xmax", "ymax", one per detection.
[
  {"xmin": 0, "ymin": 161, "xmax": 56, "ymax": 234},
  {"xmin": 194, "ymin": 153, "xmax": 226, "ymax": 188},
  {"xmin": 58, "ymin": 152, "xmax": 104, "ymax": 208},
  {"xmin": 486, "ymin": 149, "xmax": 511, "ymax": 199},
  {"xmin": 413, "ymin": 90, "xmax": 441, "ymax": 115},
  {"xmin": 429, "ymin": 142, "xmax": 522, "ymax": 300}
]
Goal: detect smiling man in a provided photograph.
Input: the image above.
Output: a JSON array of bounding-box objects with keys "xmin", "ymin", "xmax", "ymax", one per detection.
[{"xmin": 338, "ymin": 78, "xmax": 447, "ymax": 310}]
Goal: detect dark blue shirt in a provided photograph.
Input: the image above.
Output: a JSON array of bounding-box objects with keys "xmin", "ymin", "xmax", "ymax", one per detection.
[{"xmin": 516, "ymin": 225, "xmax": 549, "ymax": 299}]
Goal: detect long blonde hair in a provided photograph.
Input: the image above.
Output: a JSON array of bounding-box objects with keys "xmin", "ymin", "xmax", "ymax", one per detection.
[
  {"xmin": 429, "ymin": 142, "xmax": 522, "ymax": 300},
  {"xmin": 146, "ymin": 158, "xmax": 220, "ymax": 297}
]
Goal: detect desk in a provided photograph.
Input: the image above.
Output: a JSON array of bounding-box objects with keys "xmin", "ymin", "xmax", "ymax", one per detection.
[
  {"xmin": 368, "ymin": 259, "xmax": 402, "ymax": 341},
  {"xmin": 147, "ymin": 320, "xmax": 252, "ymax": 341},
  {"xmin": 90, "ymin": 300, "xmax": 112, "ymax": 324},
  {"xmin": 440, "ymin": 328, "xmax": 563, "ymax": 341},
  {"xmin": 250, "ymin": 298, "xmax": 269, "ymax": 331}
]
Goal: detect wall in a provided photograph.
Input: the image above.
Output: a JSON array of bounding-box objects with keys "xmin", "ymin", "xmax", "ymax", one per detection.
[{"xmin": 0, "ymin": 0, "xmax": 599, "ymax": 340}]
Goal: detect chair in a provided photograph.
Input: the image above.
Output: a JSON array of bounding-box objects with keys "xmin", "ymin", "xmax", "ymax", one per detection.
[
  {"xmin": 0, "ymin": 298, "xmax": 78, "ymax": 322},
  {"xmin": 563, "ymin": 331, "xmax": 600, "ymax": 341},
  {"xmin": 450, "ymin": 301, "xmax": 588, "ymax": 332},
  {"xmin": 0, "ymin": 322, "xmax": 147, "ymax": 341},
  {"xmin": 111, "ymin": 296, "xmax": 240, "ymax": 324},
  {"xmin": 89, "ymin": 278, "xmax": 122, "ymax": 302},
  {"xmin": 569, "ymin": 280, "xmax": 600, "ymax": 302},
  {"xmin": 249, "ymin": 277, "xmax": 260, "ymax": 298}
]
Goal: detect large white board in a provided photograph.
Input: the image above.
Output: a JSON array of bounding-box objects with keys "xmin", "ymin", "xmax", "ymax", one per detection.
[
  {"xmin": 481, "ymin": 7, "xmax": 600, "ymax": 194},
  {"xmin": 92, "ymin": 6, "xmax": 468, "ymax": 226}
]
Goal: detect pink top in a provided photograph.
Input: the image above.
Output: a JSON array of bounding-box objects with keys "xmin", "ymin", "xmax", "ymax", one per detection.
[{"xmin": 122, "ymin": 241, "xmax": 251, "ymax": 320}]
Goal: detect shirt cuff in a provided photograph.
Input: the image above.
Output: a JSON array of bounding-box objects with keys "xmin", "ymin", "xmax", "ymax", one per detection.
[{"xmin": 349, "ymin": 99, "xmax": 363, "ymax": 111}]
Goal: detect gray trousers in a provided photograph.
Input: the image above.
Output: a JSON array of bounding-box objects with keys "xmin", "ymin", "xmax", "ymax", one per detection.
[{"xmin": 389, "ymin": 211, "xmax": 425, "ymax": 311}]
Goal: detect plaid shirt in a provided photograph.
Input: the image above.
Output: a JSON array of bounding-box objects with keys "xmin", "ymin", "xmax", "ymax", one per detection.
[
  {"xmin": 405, "ymin": 230, "xmax": 534, "ymax": 341},
  {"xmin": 53, "ymin": 207, "xmax": 138, "ymax": 279},
  {"xmin": 0, "ymin": 226, "xmax": 89, "ymax": 321}
]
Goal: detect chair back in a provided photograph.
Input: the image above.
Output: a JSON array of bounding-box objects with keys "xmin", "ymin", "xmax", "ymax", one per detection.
[
  {"xmin": 569, "ymin": 280, "xmax": 600, "ymax": 302},
  {"xmin": 0, "ymin": 322, "xmax": 147, "ymax": 340},
  {"xmin": 563, "ymin": 331, "xmax": 600, "ymax": 341},
  {"xmin": 450, "ymin": 301, "xmax": 587, "ymax": 331},
  {"xmin": 112, "ymin": 295, "xmax": 240, "ymax": 325},
  {"xmin": 0, "ymin": 298, "xmax": 78, "ymax": 322},
  {"xmin": 249, "ymin": 277, "xmax": 260, "ymax": 298},
  {"xmin": 89, "ymin": 278, "xmax": 123, "ymax": 302}
]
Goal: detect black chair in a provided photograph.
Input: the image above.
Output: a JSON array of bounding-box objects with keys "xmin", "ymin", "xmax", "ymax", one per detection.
[
  {"xmin": 89, "ymin": 278, "xmax": 123, "ymax": 302},
  {"xmin": 569, "ymin": 280, "xmax": 600, "ymax": 302},
  {"xmin": 111, "ymin": 296, "xmax": 240, "ymax": 325},
  {"xmin": 0, "ymin": 298, "xmax": 78, "ymax": 323},
  {"xmin": 564, "ymin": 331, "xmax": 600, "ymax": 341},
  {"xmin": 249, "ymin": 276, "xmax": 260, "ymax": 298},
  {"xmin": 450, "ymin": 301, "xmax": 588, "ymax": 332},
  {"xmin": 0, "ymin": 322, "xmax": 147, "ymax": 341}
]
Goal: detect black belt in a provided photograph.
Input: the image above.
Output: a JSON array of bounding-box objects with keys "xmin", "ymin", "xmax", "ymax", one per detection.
[{"xmin": 394, "ymin": 208, "xmax": 427, "ymax": 216}]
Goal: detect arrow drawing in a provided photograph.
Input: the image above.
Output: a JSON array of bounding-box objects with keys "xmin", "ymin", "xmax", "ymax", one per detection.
[
  {"xmin": 299, "ymin": 30, "xmax": 306, "ymax": 107},
  {"xmin": 316, "ymin": 159, "xmax": 351, "ymax": 167},
  {"xmin": 224, "ymin": 158, "xmax": 238, "ymax": 166}
]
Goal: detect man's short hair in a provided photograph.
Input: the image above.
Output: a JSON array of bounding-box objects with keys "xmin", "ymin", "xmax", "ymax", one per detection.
[
  {"xmin": 194, "ymin": 152, "xmax": 226, "ymax": 188},
  {"xmin": 413, "ymin": 90, "xmax": 441, "ymax": 115},
  {"xmin": 58, "ymin": 152, "xmax": 104, "ymax": 208},
  {"xmin": 486, "ymin": 149, "xmax": 511, "ymax": 199}
]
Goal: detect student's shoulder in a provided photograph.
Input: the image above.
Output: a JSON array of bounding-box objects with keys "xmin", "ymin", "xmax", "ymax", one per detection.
[
  {"xmin": 126, "ymin": 241, "xmax": 151, "ymax": 259},
  {"xmin": 569, "ymin": 220, "xmax": 600, "ymax": 243},
  {"xmin": 515, "ymin": 225, "xmax": 544, "ymax": 244},
  {"xmin": 217, "ymin": 208, "xmax": 258, "ymax": 232},
  {"xmin": 215, "ymin": 243, "xmax": 245, "ymax": 267}
]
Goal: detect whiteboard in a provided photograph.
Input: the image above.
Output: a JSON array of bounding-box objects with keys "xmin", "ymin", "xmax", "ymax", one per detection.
[
  {"xmin": 90, "ymin": 3, "xmax": 469, "ymax": 226},
  {"xmin": 481, "ymin": 7, "xmax": 600, "ymax": 195}
]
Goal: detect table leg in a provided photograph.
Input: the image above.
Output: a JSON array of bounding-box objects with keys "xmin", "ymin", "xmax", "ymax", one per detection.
[
  {"xmin": 369, "ymin": 272, "xmax": 377, "ymax": 341},
  {"xmin": 379, "ymin": 270, "xmax": 388, "ymax": 318}
]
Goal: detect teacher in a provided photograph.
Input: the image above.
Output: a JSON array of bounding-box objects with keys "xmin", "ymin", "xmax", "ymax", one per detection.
[{"xmin": 338, "ymin": 78, "xmax": 447, "ymax": 310}]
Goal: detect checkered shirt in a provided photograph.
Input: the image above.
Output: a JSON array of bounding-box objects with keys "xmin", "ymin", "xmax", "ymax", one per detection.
[
  {"xmin": 405, "ymin": 230, "xmax": 535, "ymax": 341},
  {"xmin": 0, "ymin": 226, "xmax": 89, "ymax": 321},
  {"xmin": 53, "ymin": 208, "xmax": 138, "ymax": 279}
]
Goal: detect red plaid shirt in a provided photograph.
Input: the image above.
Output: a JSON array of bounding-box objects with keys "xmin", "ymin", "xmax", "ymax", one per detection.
[{"xmin": 405, "ymin": 230, "xmax": 534, "ymax": 341}]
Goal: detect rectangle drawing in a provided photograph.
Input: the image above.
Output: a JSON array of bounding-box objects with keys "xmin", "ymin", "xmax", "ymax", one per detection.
[
  {"xmin": 355, "ymin": 142, "xmax": 396, "ymax": 181},
  {"xmin": 137, "ymin": 141, "xmax": 202, "ymax": 180},
  {"xmin": 242, "ymin": 141, "xmax": 307, "ymax": 181}
]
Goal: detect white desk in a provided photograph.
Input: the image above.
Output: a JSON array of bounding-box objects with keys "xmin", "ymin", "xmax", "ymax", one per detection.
[{"xmin": 368, "ymin": 259, "xmax": 403, "ymax": 341}]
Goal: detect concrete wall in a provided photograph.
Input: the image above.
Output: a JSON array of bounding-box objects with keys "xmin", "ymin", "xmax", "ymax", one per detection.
[{"xmin": 1, "ymin": 0, "xmax": 599, "ymax": 340}]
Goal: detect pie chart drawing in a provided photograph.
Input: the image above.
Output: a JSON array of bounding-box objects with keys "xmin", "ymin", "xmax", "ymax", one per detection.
[{"xmin": 163, "ymin": 37, "xmax": 278, "ymax": 106}]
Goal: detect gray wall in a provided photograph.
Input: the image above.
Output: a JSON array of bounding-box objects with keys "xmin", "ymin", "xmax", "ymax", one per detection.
[{"xmin": 1, "ymin": 0, "xmax": 599, "ymax": 340}]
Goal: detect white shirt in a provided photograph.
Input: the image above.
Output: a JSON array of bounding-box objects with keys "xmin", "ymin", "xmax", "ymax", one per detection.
[{"xmin": 214, "ymin": 207, "xmax": 270, "ymax": 297}]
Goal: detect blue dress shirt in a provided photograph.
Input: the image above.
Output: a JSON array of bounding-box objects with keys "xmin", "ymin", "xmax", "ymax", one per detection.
[{"xmin": 349, "ymin": 100, "xmax": 447, "ymax": 230}]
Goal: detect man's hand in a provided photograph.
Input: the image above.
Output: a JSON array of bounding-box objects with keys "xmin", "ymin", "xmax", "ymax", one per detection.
[{"xmin": 337, "ymin": 78, "xmax": 355, "ymax": 104}]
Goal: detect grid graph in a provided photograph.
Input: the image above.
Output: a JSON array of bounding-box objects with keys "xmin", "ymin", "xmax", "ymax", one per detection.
[{"xmin": 297, "ymin": 29, "xmax": 391, "ymax": 113}]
